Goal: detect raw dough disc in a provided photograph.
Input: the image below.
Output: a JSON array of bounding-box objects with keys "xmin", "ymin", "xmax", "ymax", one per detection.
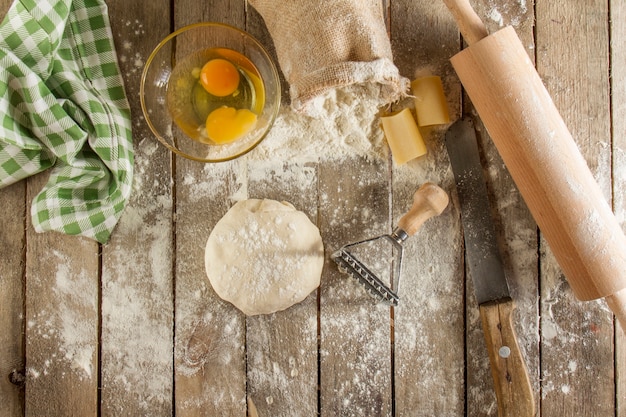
[{"xmin": 205, "ymin": 199, "xmax": 324, "ymax": 315}]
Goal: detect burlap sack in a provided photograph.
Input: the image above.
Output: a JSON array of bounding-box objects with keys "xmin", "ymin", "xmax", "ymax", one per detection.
[{"xmin": 249, "ymin": 0, "xmax": 409, "ymax": 113}]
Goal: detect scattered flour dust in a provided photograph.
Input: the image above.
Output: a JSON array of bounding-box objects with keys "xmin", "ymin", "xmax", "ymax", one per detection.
[
  {"xmin": 96, "ymin": 129, "xmax": 174, "ymax": 412},
  {"xmin": 27, "ymin": 251, "xmax": 97, "ymax": 381},
  {"xmin": 483, "ymin": 0, "xmax": 529, "ymax": 28},
  {"xmin": 53, "ymin": 263, "xmax": 97, "ymax": 378},
  {"xmin": 116, "ymin": 20, "xmax": 146, "ymax": 79}
]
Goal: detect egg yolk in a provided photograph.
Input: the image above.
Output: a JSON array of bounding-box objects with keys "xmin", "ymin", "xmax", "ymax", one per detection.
[
  {"xmin": 199, "ymin": 58, "xmax": 240, "ymax": 97},
  {"xmin": 205, "ymin": 106, "xmax": 257, "ymax": 144}
]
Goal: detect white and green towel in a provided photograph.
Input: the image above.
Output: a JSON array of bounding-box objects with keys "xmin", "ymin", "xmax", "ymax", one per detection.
[{"xmin": 0, "ymin": 0, "xmax": 133, "ymax": 243}]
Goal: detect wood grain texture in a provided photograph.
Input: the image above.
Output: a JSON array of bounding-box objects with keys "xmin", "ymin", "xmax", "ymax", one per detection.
[
  {"xmin": 0, "ymin": 180, "xmax": 25, "ymax": 417},
  {"xmin": 319, "ymin": 156, "xmax": 393, "ymax": 417},
  {"xmin": 173, "ymin": 1, "xmax": 248, "ymax": 416},
  {"xmin": 0, "ymin": 6, "xmax": 25, "ymax": 417},
  {"xmin": 451, "ymin": 23, "xmax": 626, "ymax": 301},
  {"xmin": 536, "ymin": 0, "xmax": 615, "ymax": 415},
  {"xmin": 247, "ymin": 161, "xmax": 319, "ymax": 417},
  {"xmin": 479, "ymin": 301, "xmax": 535, "ymax": 417},
  {"xmin": 0, "ymin": 0, "xmax": 621, "ymax": 415},
  {"xmin": 101, "ymin": 2, "xmax": 175, "ymax": 416},
  {"xmin": 222, "ymin": 27, "xmax": 296, "ymax": 417},
  {"xmin": 397, "ymin": 1, "xmax": 539, "ymax": 415},
  {"xmin": 612, "ymin": 0, "xmax": 626, "ymax": 415},
  {"xmin": 465, "ymin": 1, "xmax": 540, "ymax": 415},
  {"xmin": 26, "ymin": 174, "xmax": 99, "ymax": 416},
  {"xmin": 441, "ymin": 0, "xmax": 488, "ymax": 44},
  {"xmin": 467, "ymin": 3, "xmax": 540, "ymax": 417},
  {"xmin": 389, "ymin": 2, "xmax": 465, "ymax": 415}
]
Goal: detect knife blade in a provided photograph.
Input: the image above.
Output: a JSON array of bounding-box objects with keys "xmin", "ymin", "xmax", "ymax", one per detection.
[{"xmin": 445, "ymin": 117, "xmax": 535, "ymax": 417}]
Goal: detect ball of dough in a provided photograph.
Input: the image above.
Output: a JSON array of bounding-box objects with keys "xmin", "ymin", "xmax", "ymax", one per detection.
[{"xmin": 205, "ymin": 199, "xmax": 324, "ymax": 315}]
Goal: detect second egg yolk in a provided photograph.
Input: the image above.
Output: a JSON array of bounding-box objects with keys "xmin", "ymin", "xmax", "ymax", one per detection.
[
  {"xmin": 205, "ymin": 106, "xmax": 257, "ymax": 144},
  {"xmin": 200, "ymin": 58, "xmax": 240, "ymax": 97}
]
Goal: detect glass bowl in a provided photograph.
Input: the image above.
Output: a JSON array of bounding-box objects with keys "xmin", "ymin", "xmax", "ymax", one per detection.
[{"xmin": 140, "ymin": 22, "xmax": 281, "ymax": 162}]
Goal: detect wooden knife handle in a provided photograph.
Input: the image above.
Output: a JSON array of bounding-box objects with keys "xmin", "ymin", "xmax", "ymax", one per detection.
[{"xmin": 479, "ymin": 300, "xmax": 536, "ymax": 417}]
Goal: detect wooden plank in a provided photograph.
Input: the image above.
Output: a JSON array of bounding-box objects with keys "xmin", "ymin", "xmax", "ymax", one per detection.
[
  {"xmin": 319, "ymin": 156, "xmax": 393, "ymax": 417},
  {"xmin": 0, "ymin": 9, "xmax": 25, "ymax": 417},
  {"xmin": 25, "ymin": 175, "xmax": 99, "ymax": 416},
  {"xmin": 1, "ymin": 0, "xmax": 618, "ymax": 414},
  {"xmin": 99, "ymin": 2, "xmax": 175, "ymax": 416},
  {"xmin": 612, "ymin": 0, "xmax": 626, "ymax": 414},
  {"xmin": 389, "ymin": 1, "xmax": 465, "ymax": 415},
  {"xmin": 0, "ymin": 180, "xmax": 26, "ymax": 417},
  {"xmin": 462, "ymin": 2, "xmax": 541, "ymax": 416},
  {"xmin": 174, "ymin": 160, "xmax": 247, "ymax": 417},
  {"xmin": 3, "ymin": 0, "xmax": 99, "ymax": 415},
  {"xmin": 0, "ymin": 1, "xmax": 23, "ymax": 416},
  {"xmin": 173, "ymin": 1, "xmax": 248, "ymax": 416},
  {"xmin": 536, "ymin": 1, "xmax": 615, "ymax": 415},
  {"xmin": 244, "ymin": 7, "xmax": 318, "ymax": 415},
  {"xmin": 246, "ymin": 161, "xmax": 319, "ymax": 416},
  {"xmin": 0, "ymin": 0, "xmax": 25, "ymax": 399}
]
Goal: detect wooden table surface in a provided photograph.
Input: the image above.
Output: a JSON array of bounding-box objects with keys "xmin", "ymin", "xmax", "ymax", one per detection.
[{"xmin": 1, "ymin": 0, "xmax": 625, "ymax": 416}]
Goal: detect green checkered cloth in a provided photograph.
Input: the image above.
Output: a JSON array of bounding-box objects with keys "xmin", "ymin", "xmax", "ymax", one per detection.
[{"xmin": 0, "ymin": 0, "xmax": 133, "ymax": 243}]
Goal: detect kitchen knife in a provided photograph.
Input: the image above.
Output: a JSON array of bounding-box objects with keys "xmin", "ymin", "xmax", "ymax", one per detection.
[{"xmin": 445, "ymin": 117, "xmax": 535, "ymax": 417}]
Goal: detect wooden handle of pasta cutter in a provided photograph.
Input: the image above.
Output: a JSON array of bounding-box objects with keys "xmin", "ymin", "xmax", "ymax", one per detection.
[
  {"xmin": 397, "ymin": 183, "xmax": 449, "ymax": 236},
  {"xmin": 443, "ymin": 0, "xmax": 626, "ymax": 326}
]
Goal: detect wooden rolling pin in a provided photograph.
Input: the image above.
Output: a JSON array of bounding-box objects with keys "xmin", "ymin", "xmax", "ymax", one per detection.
[{"xmin": 443, "ymin": 0, "xmax": 626, "ymax": 329}]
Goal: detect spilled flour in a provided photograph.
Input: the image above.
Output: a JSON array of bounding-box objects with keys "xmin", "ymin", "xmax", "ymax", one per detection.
[
  {"xmin": 27, "ymin": 253, "xmax": 97, "ymax": 381},
  {"xmin": 483, "ymin": 0, "xmax": 529, "ymax": 28},
  {"xmin": 251, "ymin": 83, "xmax": 392, "ymax": 163}
]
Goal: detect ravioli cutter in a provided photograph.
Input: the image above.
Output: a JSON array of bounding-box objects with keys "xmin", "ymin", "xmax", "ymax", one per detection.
[{"xmin": 332, "ymin": 183, "xmax": 449, "ymax": 305}]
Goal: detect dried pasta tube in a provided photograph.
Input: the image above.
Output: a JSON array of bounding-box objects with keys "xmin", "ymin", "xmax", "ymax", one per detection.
[
  {"xmin": 381, "ymin": 108, "xmax": 427, "ymax": 165},
  {"xmin": 412, "ymin": 76, "xmax": 450, "ymax": 126}
]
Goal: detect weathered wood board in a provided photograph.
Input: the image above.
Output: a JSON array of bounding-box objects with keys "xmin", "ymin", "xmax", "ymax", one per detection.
[
  {"xmin": 536, "ymin": 1, "xmax": 616, "ymax": 416},
  {"xmin": 0, "ymin": 0, "xmax": 623, "ymax": 416},
  {"xmin": 614, "ymin": 0, "xmax": 626, "ymax": 416},
  {"xmin": 389, "ymin": 1, "xmax": 466, "ymax": 415},
  {"xmin": 101, "ymin": 2, "xmax": 175, "ymax": 416},
  {"xmin": 461, "ymin": 2, "xmax": 540, "ymax": 416}
]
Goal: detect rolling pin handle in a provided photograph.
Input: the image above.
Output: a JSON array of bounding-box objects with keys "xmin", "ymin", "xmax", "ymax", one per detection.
[
  {"xmin": 442, "ymin": 0, "xmax": 489, "ymax": 45},
  {"xmin": 605, "ymin": 288, "xmax": 626, "ymax": 333}
]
